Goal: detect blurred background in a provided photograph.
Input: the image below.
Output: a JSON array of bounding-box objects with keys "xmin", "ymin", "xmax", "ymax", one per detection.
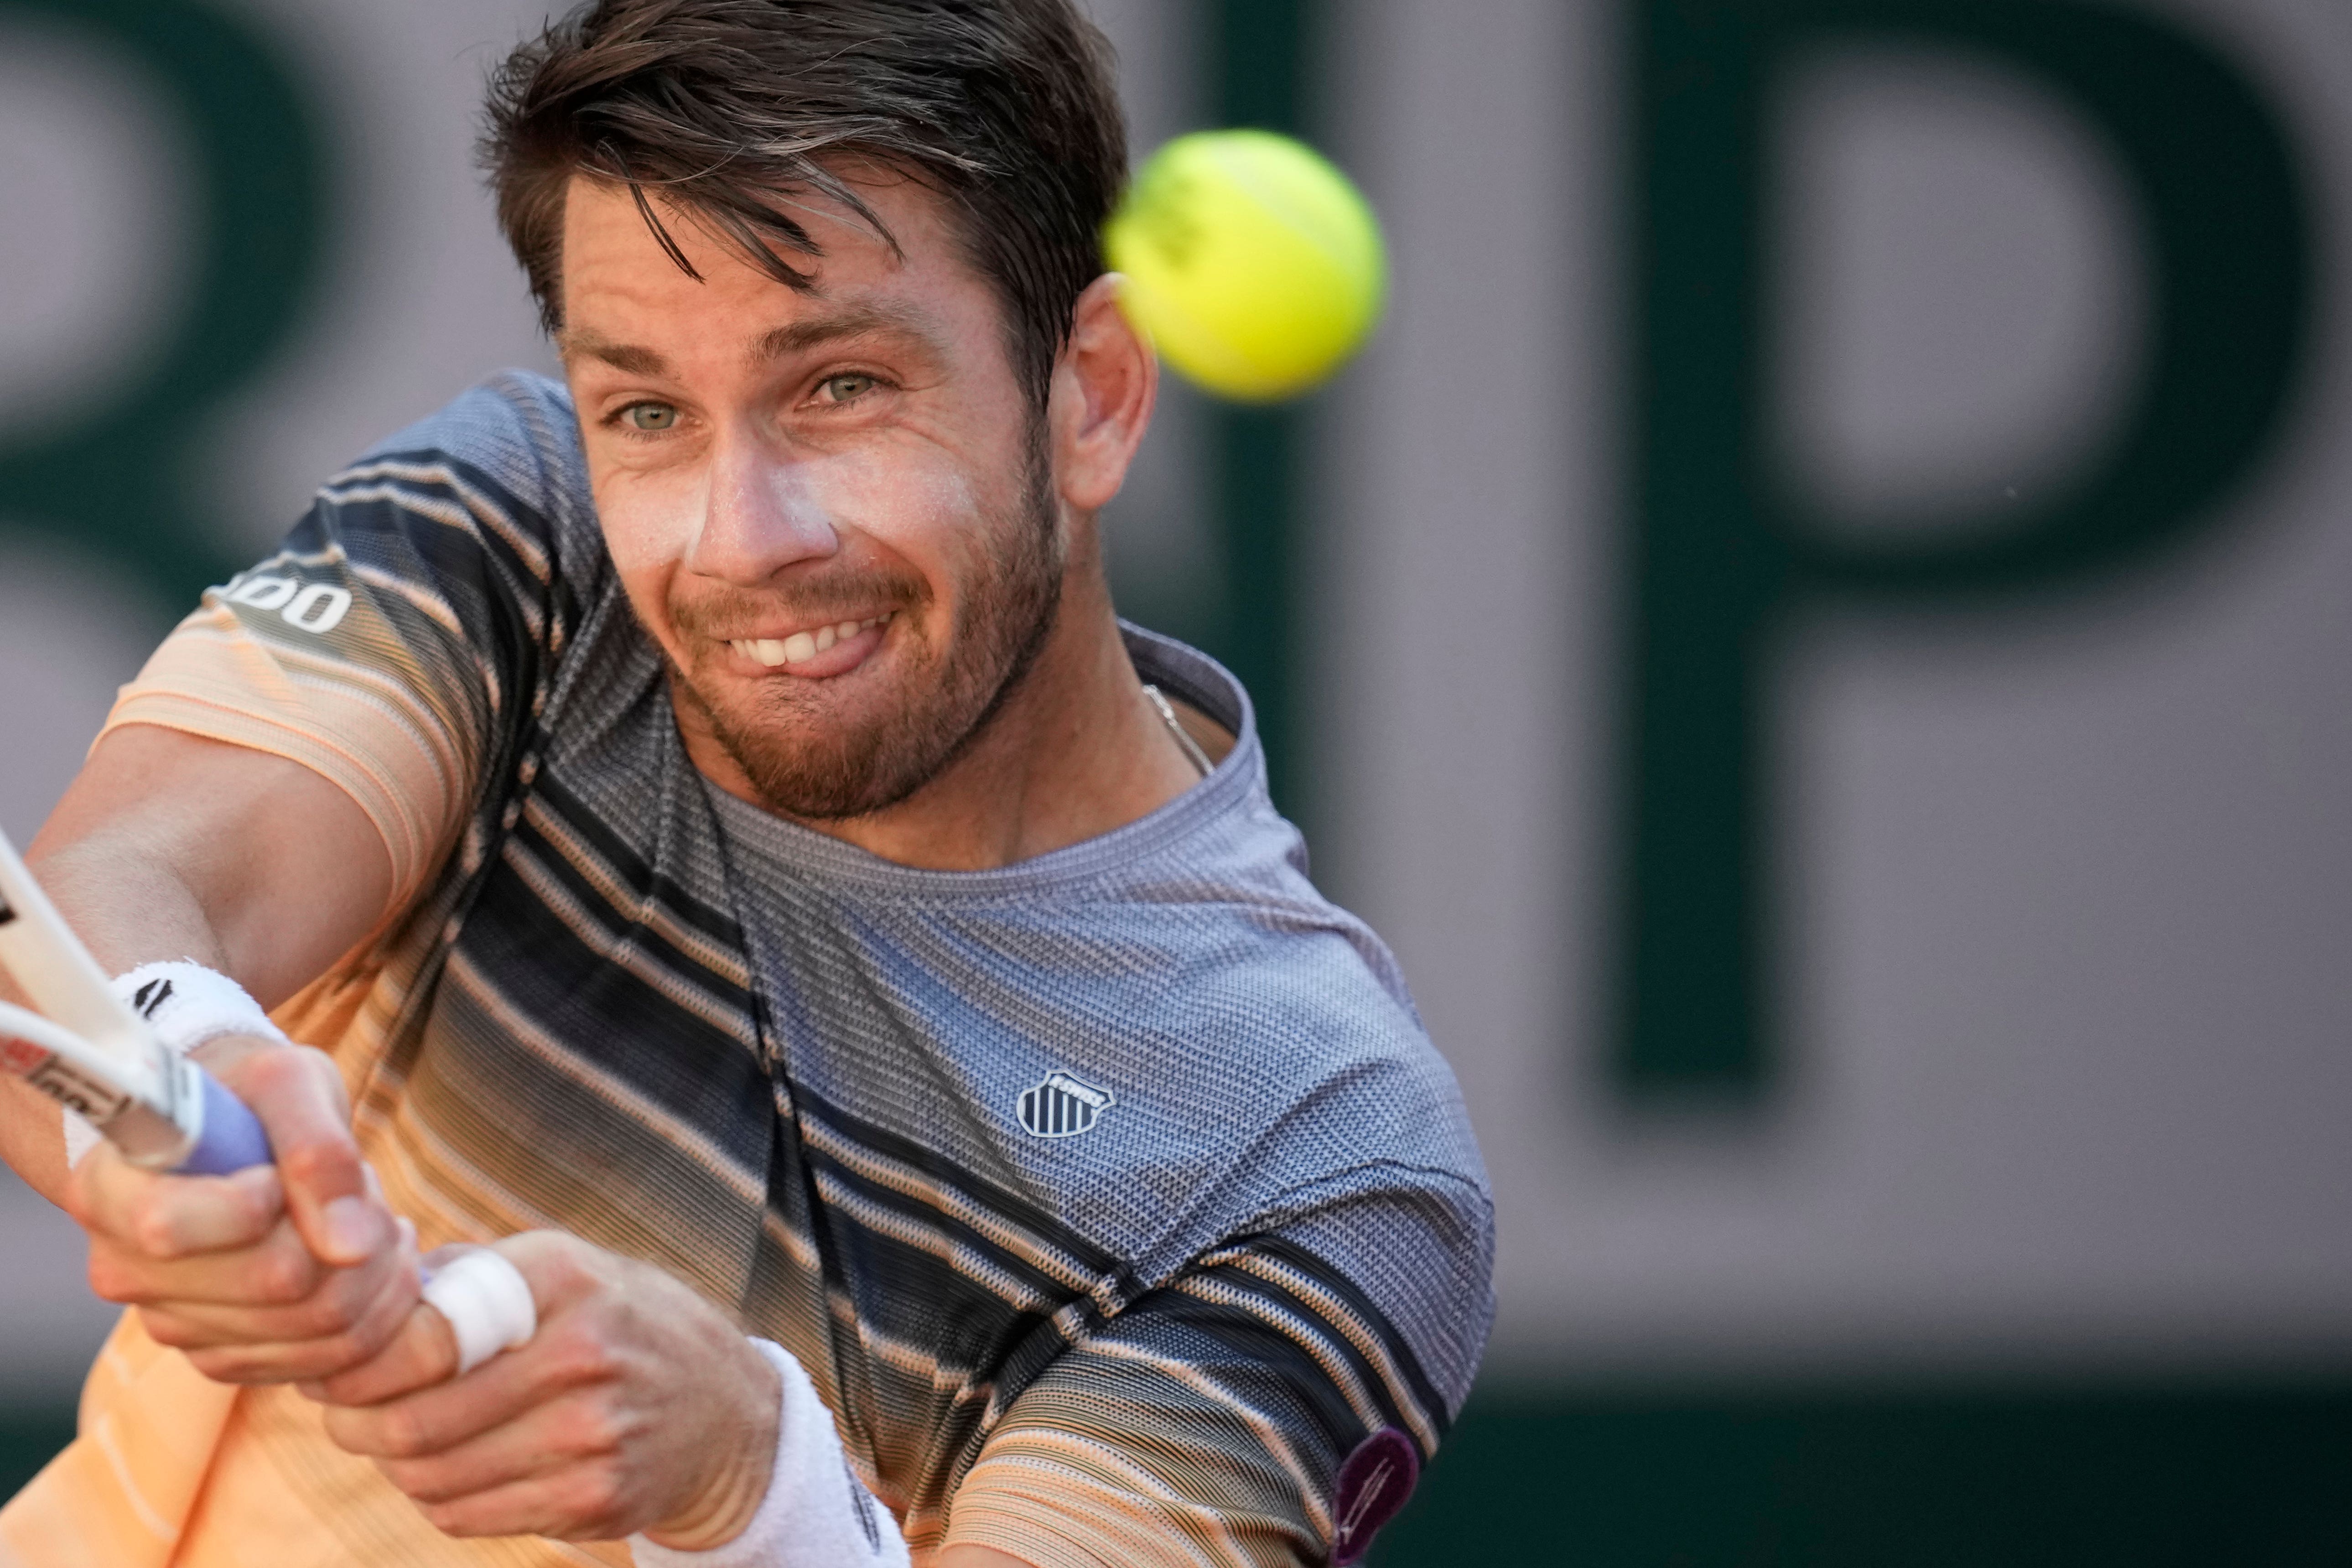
[{"xmin": 5, "ymin": 0, "xmax": 2352, "ymax": 1561}]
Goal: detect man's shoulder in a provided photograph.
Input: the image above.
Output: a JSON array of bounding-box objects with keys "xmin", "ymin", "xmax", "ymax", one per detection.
[
  {"xmin": 1145, "ymin": 912, "xmax": 1485, "ymax": 1199},
  {"xmin": 1018, "ymin": 647, "xmax": 1485, "ymax": 1255},
  {"xmin": 338, "ymin": 371, "xmax": 597, "ymax": 568},
  {"xmin": 975, "ymin": 849, "xmax": 1488, "ymax": 1280},
  {"xmin": 360, "ymin": 369, "xmax": 579, "ymax": 471},
  {"xmin": 1116, "ymin": 882, "xmax": 1494, "ymax": 1395}
]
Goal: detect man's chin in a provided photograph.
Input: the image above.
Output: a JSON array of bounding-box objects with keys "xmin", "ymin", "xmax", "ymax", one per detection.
[
  {"xmin": 684, "ymin": 675, "xmax": 946, "ymax": 822},
  {"xmin": 733, "ymin": 753, "xmax": 923, "ymax": 823}
]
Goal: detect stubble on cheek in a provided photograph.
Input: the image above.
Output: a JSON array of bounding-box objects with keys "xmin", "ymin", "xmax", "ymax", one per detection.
[
  {"xmin": 659, "ymin": 472, "xmax": 1062, "ymax": 822},
  {"xmin": 599, "ymin": 408, "xmax": 1064, "ymax": 820},
  {"xmin": 664, "ymin": 553, "xmax": 935, "ymax": 756}
]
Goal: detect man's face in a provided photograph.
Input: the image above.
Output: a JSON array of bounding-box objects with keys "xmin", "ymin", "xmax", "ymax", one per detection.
[{"xmin": 558, "ymin": 172, "xmax": 1063, "ymax": 820}]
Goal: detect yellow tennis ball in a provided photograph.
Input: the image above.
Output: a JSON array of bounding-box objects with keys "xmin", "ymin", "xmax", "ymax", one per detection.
[{"xmin": 1105, "ymin": 130, "xmax": 1386, "ymax": 403}]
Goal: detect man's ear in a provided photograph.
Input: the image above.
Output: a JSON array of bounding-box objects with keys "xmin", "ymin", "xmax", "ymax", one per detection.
[{"xmin": 1049, "ymin": 273, "xmax": 1158, "ymax": 513}]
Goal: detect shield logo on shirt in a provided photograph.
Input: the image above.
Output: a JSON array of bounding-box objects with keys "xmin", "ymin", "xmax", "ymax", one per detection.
[{"xmin": 1018, "ymin": 1071, "xmax": 1114, "ymax": 1138}]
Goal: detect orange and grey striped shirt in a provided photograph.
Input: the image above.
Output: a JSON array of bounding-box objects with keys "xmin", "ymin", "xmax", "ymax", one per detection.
[{"xmin": 0, "ymin": 372, "xmax": 1492, "ymax": 1568}]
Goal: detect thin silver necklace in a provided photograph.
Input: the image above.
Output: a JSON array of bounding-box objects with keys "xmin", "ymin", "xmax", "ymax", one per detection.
[{"xmin": 1141, "ymin": 684, "xmax": 1214, "ymax": 779}]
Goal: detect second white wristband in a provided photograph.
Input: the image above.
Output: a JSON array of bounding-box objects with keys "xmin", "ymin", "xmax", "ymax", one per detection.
[{"xmin": 629, "ymin": 1338, "xmax": 910, "ymax": 1568}]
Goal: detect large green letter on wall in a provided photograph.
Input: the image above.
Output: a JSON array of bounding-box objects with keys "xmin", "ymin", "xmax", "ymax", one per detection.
[
  {"xmin": 1620, "ymin": 0, "xmax": 2311, "ymax": 1097},
  {"xmin": 0, "ymin": 0, "xmax": 328, "ymax": 616}
]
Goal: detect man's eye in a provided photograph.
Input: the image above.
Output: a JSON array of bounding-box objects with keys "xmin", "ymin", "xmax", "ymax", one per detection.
[
  {"xmin": 818, "ymin": 374, "xmax": 878, "ymax": 404},
  {"xmin": 621, "ymin": 403, "xmax": 679, "ymax": 431}
]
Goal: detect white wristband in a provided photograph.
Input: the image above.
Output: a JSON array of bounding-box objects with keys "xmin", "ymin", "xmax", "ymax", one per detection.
[
  {"xmin": 420, "ymin": 1246, "xmax": 539, "ymax": 1375},
  {"xmin": 110, "ymin": 961, "xmax": 290, "ymax": 1057},
  {"xmin": 63, "ymin": 962, "xmax": 292, "ymax": 1167},
  {"xmin": 629, "ymin": 1339, "xmax": 909, "ymax": 1568}
]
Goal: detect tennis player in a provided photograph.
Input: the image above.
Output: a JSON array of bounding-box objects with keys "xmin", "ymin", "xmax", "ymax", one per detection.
[{"xmin": 0, "ymin": 1, "xmax": 1493, "ymax": 1564}]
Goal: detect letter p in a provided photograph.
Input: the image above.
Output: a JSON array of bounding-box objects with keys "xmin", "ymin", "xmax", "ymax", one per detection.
[{"xmin": 1618, "ymin": 0, "xmax": 2312, "ymax": 1099}]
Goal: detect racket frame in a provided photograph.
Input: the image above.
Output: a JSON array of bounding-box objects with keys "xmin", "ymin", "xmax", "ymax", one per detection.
[{"xmin": 0, "ymin": 829, "xmax": 208, "ymax": 1169}]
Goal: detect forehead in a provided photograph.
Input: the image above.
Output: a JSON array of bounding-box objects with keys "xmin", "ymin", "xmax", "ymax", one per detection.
[{"xmin": 556, "ymin": 169, "xmax": 999, "ymax": 345}]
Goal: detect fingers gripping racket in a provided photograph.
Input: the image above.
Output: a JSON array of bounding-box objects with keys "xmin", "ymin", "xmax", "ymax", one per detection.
[
  {"xmin": 0, "ymin": 827, "xmax": 538, "ymax": 1368},
  {"xmin": 0, "ymin": 827, "xmax": 270, "ymax": 1176}
]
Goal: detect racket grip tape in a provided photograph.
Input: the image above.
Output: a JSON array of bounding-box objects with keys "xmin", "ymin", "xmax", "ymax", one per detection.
[{"xmin": 177, "ymin": 1069, "xmax": 275, "ymax": 1176}]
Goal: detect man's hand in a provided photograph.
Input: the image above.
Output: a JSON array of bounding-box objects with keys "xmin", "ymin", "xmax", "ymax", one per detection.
[
  {"xmin": 69, "ymin": 1037, "xmax": 417, "ymax": 1383},
  {"xmin": 310, "ymin": 1231, "xmax": 783, "ymax": 1547}
]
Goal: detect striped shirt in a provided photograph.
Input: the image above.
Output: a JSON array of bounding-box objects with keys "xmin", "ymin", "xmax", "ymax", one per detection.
[{"xmin": 0, "ymin": 372, "xmax": 1493, "ymax": 1568}]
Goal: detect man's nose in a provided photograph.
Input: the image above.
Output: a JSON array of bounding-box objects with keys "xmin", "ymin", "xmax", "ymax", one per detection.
[{"xmin": 683, "ymin": 429, "xmax": 840, "ymax": 586}]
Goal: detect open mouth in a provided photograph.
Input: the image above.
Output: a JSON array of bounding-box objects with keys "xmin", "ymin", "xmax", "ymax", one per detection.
[{"xmin": 726, "ymin": 610, "xmax": 897, "ymax": 677}]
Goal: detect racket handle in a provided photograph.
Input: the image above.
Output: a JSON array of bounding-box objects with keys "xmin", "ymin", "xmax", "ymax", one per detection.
[{"xmin": 176, "ymin": 1070, "xmax": 274, "ymax": 1175}]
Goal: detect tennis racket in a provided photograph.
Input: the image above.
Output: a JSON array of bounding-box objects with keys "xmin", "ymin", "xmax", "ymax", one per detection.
[
  {"xmin": 0, "ymin": 826, "xmax": 270, "ymax": 1176},
  {"xmin": 1, "ymin": 827, "xmax": 539, "ymax": 1367}
]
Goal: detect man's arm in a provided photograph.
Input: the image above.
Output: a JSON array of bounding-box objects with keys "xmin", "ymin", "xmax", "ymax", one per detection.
[
  {"xmin": 302, "ymin": 1226, "xmax": 1048, "ymax": 1565},
  {"xmin": 31, "ymin": 723, "xmax": 393, "ymax": 1007},
  {"xmin": 0, "ymin": 723, "xmax": 389, "ymax": 1198},
  {"xmin": 937, "ymin": 1179, "xmax": 1490, "ymax": 1568},
  {"xmin": 0, "ymin": 722, "xmax": 423, "ymax": 1382}
]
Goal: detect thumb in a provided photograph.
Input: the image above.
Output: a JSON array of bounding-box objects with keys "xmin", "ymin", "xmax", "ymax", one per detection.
[{"xmin": 210, "ymin": 1043, "xmax": 387, "ymax": 1267}]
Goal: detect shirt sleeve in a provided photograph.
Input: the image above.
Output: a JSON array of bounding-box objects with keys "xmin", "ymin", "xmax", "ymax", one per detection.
[
  {"xmin": 941, "ymin": 1168, "xmax": 1495, "ymax": 1568},
  {"xmin": 100, "ymin": 374, "xmax": 592, "ymax": 909}
]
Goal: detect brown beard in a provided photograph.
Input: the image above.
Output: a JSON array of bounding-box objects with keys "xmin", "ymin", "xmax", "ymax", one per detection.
[{"xmin": 660, "ymin": 447, "xmax": 1064, "ymax": 821}]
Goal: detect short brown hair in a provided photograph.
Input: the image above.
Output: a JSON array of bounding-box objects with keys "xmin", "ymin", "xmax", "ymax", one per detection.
[{"xmin": 482, "ymin": 0, "xmax": 1127, "ymax": 409}]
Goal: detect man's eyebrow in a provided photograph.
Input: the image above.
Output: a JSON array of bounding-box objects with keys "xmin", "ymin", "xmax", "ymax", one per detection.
[
  {"xmin": 555, "ymin": 331, "xmax": 670, "ymax": 376},
  {"xmin": 751, "ymin": 304, "xmax": 946, "ymax": 365}
]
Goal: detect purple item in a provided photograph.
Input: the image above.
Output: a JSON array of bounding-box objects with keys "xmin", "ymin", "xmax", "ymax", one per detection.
[
  {"xmin": 1332, "ymin": 1426, "xmax": 1420, "ymax": 1564},
  {"xmin": 177, "ymin": 1070, "xmax": 273, "ymax": 1175}
]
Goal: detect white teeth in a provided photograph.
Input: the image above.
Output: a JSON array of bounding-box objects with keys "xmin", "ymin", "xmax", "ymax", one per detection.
[
  {"xmin": 732, "ymin": 639, "xmax": 790, "ymax": 667},
  {"xmin": 734, "ymin": 613, "xmax": 893, "ymax": 671}
]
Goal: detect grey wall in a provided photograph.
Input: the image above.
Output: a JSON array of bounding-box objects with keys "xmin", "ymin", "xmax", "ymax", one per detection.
[
  {"xmin": 1321, "ymin": 0, "xmax": 2352, "ymax": 1382},
  {"xmin": 4, "ymin": 0, "xmax": 2349, "ymax": 1414},
  {"xmin": 0, "ymin": 0, "xmax": 568, "ymax": 1399}
]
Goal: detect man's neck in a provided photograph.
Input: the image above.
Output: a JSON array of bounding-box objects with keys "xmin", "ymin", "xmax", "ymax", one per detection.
[{"xmin": 683, "ymin": 571, "xmax": 1208, "ymax": 871}]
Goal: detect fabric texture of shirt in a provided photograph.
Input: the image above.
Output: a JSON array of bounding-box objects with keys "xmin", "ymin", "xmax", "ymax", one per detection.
[{"xmin": 0, "ymin": 371, "xmax": 1494, "ymax": 1568}]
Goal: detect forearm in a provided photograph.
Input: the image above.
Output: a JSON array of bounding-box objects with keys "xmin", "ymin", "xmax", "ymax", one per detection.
[
  {"xmin": 27, "ymin": 832, "xmax": 235, "ymax": 982},
  {"xmin": 27, "ymin": 728, "xmax": 392, "ymax": 1009}
]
